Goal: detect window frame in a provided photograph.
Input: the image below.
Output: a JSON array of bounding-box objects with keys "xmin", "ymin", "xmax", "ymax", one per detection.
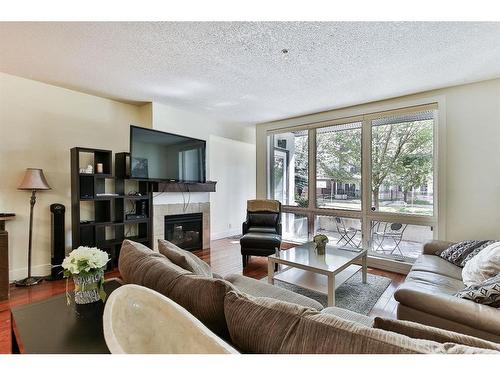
[{"xmin": 265, "ymin": 99, "xmax": 444, "ymax": 265}]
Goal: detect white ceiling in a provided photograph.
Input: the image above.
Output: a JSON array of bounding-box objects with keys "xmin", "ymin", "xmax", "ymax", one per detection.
[{"xmin": 1, "ymin": 22, "xmax": 500, "ymax": 125}]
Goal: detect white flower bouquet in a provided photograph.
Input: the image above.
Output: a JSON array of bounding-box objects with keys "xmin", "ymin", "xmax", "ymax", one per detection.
[{"xmin": 62, "ymin": 246, "xmax": 109, "ymax": 304}]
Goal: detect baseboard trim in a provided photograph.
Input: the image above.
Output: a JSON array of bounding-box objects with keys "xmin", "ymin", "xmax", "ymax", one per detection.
[
  {"xmin": 365, "ymin": 256, "xmax": 412, "ymax": 275},
  {"xmin": 211, "ymin": 229, "xmax": 241, "ymax": 241},
  {"xmin": 9, "ymin": 264, "xmax": 52, "ymax": 282}
]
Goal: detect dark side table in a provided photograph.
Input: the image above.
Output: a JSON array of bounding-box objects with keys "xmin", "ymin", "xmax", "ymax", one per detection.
[
  {"xmin": 0, "ymin": 213, "xmax": 15, "ymax": 301},
  {"xmin": 11, "ymin": 279, "xmax": 122, "ymax": 354}
]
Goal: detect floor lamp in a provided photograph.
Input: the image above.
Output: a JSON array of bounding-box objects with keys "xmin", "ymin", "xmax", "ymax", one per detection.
[{"xmin": 16, "ymin": 168, "xmax": 51, "ymax": 287}]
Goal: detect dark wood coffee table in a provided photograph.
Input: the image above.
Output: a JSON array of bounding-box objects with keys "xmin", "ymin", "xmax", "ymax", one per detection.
[{"xmin": 11, "ymin": 279, "xmax": 122, "ymax": 354}]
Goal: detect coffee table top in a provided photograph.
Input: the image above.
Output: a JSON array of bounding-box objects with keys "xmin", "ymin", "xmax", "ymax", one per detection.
[
  {"xmin": 269, "ymin": 242, "xmax": 366, "ymax": 275},
  {"xmin": 11, "ymin": 279, "xmax": 122, "ymax": 354}
]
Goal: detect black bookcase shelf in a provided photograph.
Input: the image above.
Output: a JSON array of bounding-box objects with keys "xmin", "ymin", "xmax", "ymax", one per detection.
[{"xmin": 71, "ymin": 147, "xmax": 153, "ymax": 267}]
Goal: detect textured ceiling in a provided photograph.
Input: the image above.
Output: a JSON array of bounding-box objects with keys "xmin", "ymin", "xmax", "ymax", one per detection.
[{"xmin": 1, "ymin": 22, "xmax": 500, "ymax": 125}]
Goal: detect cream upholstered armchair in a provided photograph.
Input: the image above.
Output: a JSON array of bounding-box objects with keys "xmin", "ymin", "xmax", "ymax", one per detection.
[{"xmin": 103, "ymin": 284, "xmax": 238, "ymax": 354}]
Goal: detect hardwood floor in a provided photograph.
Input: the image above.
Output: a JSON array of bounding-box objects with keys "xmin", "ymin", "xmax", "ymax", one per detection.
[{"xmin": 0, "ymin": 238, "xmax": 405, "ymax": 354}]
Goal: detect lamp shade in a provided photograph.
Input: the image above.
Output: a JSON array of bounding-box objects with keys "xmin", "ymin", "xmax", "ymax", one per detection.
[{"xmin": 18, "ymin": 168, "xmax": 51, "ymax": 190}]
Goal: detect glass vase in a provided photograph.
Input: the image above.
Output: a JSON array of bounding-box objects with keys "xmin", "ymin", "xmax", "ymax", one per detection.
[
  {"xmin": 73, "ymin": 269, "xmax": 104, "ymax": 305},
  {"xmin": 315, "ymin": 243, "xmax": 326, "ymax": 255}
]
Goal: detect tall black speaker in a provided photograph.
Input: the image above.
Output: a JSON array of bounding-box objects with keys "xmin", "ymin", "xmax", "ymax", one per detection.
[{"xmin": 50, "ymin": 203, "xmax": 65, "ymax": 280}]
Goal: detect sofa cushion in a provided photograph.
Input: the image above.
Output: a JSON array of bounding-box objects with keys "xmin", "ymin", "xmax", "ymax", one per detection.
[
  {"xmin": 223, "ymin": 292, "xmax": 496, "ymax": 354},
  {"xmin": 411, "ymin": 255, "xmax": 463, "ymax": 280},
  {"xmin": 404, "ymin": 270, "xmax": 465, "ymax": 294},
  {"xmin": 455, "ymin": 273, "xmax": 500, "ymax": 308},
  {"xmin": 224, "ymin": 274, "xmax": 323, "ymax": 310},
  {"xmin": 118, "ymin": 240, "xmax": 234, "ymax": 339},
  {"xmin": 118, "ymin": 240, "xmax": 188, "ymax": 288},
  {"xmin": 158, "ymin": 239, "xmax": 212, "ymax": 277},
  {"xmin": 373, "ymin": 317, "xmax": 500, "ymax": 351},
  {"xmin": 439, "ymin": 240, "xmax": 493, "ymax": 267},
  {"xmin": 462, "ymin": 241, "xmax": 500, "ymax": 286},
  {"xmin": 394, "ymin": 279, "xmax": 500, "ymax": 337},
  {"xmin": 321, "ymin": 306, "xmax": 374, "ymax": 327}
]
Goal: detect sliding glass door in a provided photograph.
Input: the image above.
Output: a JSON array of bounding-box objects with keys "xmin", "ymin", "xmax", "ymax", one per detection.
[{"xmin": 267, "ymin": 104, "xmax": 438, "ymax": 262}]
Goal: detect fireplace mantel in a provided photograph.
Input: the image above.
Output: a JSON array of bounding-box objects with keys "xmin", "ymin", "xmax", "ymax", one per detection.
[{"xmin": 152, "ymin": 181, "xmax": 216, "ymax": 193}]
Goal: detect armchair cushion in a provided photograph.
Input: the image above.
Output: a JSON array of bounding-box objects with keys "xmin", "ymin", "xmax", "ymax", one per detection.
[
  {"xmin": 247, "ymin": 212, "xmax": 279, "ymax": 227},
  {"xmin": 247, "ymin": 226, "xmax": 277, "ymax": 234},
  {"xmin": 240, "ymin": 233, "xmax": 281, "ymax": 250}
]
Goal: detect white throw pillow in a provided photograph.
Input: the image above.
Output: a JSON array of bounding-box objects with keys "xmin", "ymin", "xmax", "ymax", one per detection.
[{"xmin": 462, "ymin": 241, "xmax": 500, "ymax": 286}]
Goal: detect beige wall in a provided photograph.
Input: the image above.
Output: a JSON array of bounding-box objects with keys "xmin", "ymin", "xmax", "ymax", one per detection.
[
  {"xmin": 256, "ymin": 78, "xmax": 500, "ymax": 242},
  {"xmin": 0, "ymin": 73, "xmax": 150, "ymax": 280}
]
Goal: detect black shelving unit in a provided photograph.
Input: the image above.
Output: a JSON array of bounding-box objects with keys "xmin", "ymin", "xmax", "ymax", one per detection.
[{"xmin": 71, "ymin": 148, "xmax": 153, "ymax": 268}]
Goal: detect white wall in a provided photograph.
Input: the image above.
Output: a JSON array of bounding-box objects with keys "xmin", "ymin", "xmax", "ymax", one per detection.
[
  {"xmin": 151, "ymin": 102, "xmax": 257, "ymax": 239},
  {"xmin": 0, "ymin": 73, "xmax": 150, "ymax": 281},
  {"xmin": 209, "ymin": 135, "xmax": 256, "ymax": 239},
  {"xmin": 256, "ymin": 78, "xmax": 500, "ymax": 242}
]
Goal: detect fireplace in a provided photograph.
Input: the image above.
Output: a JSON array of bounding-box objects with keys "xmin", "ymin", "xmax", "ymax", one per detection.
[{"xmin": 164, "ymin": 213, "xmax": 203, "ymax": 251}]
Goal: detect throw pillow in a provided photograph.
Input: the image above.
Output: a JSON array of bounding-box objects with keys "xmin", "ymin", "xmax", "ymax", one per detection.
[
  {"xmin": 439, "ymin": 240, "xmax": 493, "ymax": 267},
  {"xmin": 158, "ymin": 239, "xmax": 212, "ymax": 277},
  {"xmin": 462, "ymin": 241, "xmax": 500, "ymax": 286},
  {"xmin": 461, "ymin": 240, "xmax": 496, "ymax": 266},
  {"xmin": 455, "ymin": 274, "xmax": 500, "ymax": 307}
]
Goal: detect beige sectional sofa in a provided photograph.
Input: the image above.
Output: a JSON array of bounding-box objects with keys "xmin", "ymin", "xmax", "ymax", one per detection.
[
  {"xmin": 117, "ymin": 240, "xmax": 500, "ymax": 354},
  {"xmin": 394, "ymin": 240, "xmax": 500, "ymax": 343}
]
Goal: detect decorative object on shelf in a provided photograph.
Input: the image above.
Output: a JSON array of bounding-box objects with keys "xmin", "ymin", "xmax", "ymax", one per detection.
[
  {"xmin": 62, "ymin": 246, "xmax": 109, "ymax": 305},
  {"xmin": 86, "ymin": 164, "xmax": 93, "ymax": 174},
  {"xmin": 96, "ymin": 163, "xmax": 104, "ymax": 174},
  {"xmin": 131, "ymin": 157, "xmax": 148, "ymax": 178},
  {"xmin": 313, "ymin": 234, "xmax": 329, "ymax": 255},
  {"xmin": 16, "ymin": 168, "xmax": 51, "ymax": 287}
]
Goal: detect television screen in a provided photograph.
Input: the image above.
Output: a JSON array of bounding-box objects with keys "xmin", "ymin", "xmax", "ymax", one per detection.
[{"xmin": 130, "ymin": 126, "xmax": 206, "ymax": 182}]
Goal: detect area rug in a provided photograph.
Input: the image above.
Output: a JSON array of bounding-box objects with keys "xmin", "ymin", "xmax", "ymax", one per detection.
[{"xmin": 261, "ymin": 272, "xmax": 391, "ymax": 315}]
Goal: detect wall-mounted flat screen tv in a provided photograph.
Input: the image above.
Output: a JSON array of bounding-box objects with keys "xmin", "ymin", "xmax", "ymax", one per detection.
[{"xmin": 130, "ymin": 125, "xmax": 206, "ymax": 182}]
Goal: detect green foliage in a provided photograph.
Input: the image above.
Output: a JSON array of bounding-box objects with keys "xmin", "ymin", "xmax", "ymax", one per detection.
[
  {"xmin": 316, "ymin": 127, "xmax": 361, "ymax": 184},
  {"xmin": 371, "ymin": 120, "xmax": 433, "ymax": 208},
  {"xmin": 295, "ymin": 196, "xmax": 309, "ymax": 208},
  {"xmin": 293, "ymin": 135, "xmax": 308, "ymax": 195}
]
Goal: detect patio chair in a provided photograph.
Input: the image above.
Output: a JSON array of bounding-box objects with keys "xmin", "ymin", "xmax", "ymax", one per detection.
[
  {"xmin": 335, "ymin": 217, "xmax": 361, "ymax": 248},
  {"xmin": 372, "ymin": 222, "xmax": 408, "ymax": 256}
]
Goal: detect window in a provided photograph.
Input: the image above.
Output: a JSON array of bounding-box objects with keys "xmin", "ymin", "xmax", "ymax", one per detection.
[
  {"xmin": 314, "ymin": 215, "xmax": 362, "ymax": 250},
  {"xmin": 371, "ymin": 110, "xmax": 434, "ymax": 216},
  {"xmin": 316, "ymin": 122, "xmax": 362, "ymax": 210},
  {"xmin": 268, "ymin": 131, "xmax": 308, "ymax": 207},
  {"xmin": 370, "ymin": 221, "xmax": 433, "ymax": 260},
  {"xmin": 282, "ymin": 213, "xmax": 308, "ymax": 243},
  {"xmin": 267, "ymin": 103, "xmax": 438, "ymax": 263}
]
